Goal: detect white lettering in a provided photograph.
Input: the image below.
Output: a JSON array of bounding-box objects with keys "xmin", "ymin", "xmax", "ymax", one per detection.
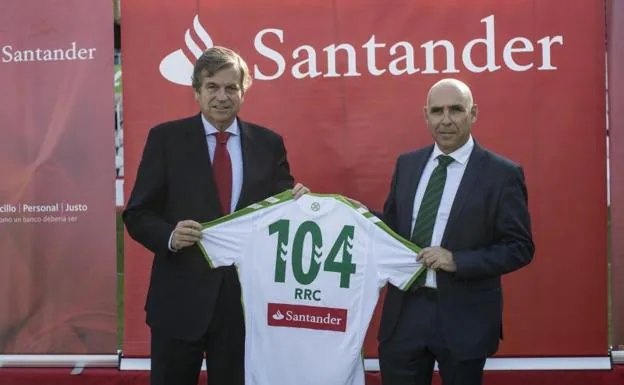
[
  {"xmin": 65, "ymin": 203, "xmax": 88, "ymax": 212},
  {"xmin": 503, "ymin": 37, "xmax": 534, "ymax": 71},
  {"xmin": 0, "ymin": 42, "xmax": 97, "ymax": 63},
  {"xmin": 13, "ymin": 50, "xmax": 23, "ymax": 62},
  {"xmin": 254, "ymin": 28, "xmax": 286, "ymax": 80},
  {"xmin": 362, "ymin": 35, "xmax": 386, "ymax": 76},
  {"xmin": 23, "ymin": 49, "xmax": 34, "ymax": 62},
  {"xmin": 22, "ymin": 204, "xmax": 59, "ymax": 213},
  {"xmin": 248, "ymin": 14, "xmax": 563, "ymax": 80},
  {"xmin": 65, "ymin": 42, "xmax": 77, "ymax": 60},
  {"xmin": 537, "ymin": 36, "xmax": 564, "ymax": 70},
  {"xmin": 2, "ymin": 45, "xmax": 12, "ymax": 62},
  {"xmin": 43, "ymin": 216, "xmax": 67, "ymax": 223},
  {"xmin": 323, "ymin": 43, "xmax": 361, "ymax": 77},
  {"xmin": 389, "ymin": 41, "xmax": 418, "ymax": 75},
  {"xmin": 0, "ymin": 204, "xmax": 16, "ymax": 213},
  {"xmin": 462, "ymin": 14, "xmax": 502, "ymax": 73},
  {"xmin": 284, "ymin": 310, "xmax": 343, "ymax": 325},
  {"xmin": 292, "ymin": 45, "xmax": 321, "ymax": 79},
  {"xmin": 421, "ymin": 39, "xmax": 460, "ymax": 74}
]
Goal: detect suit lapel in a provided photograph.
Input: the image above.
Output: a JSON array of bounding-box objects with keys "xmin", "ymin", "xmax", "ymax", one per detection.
[
  {"xmin": 401, "ymin": 146, "xmax": 433, "ymax": 237},
  {"xmin": 441, "ymin": 144, "xmax": 486, "ymax": 246},
  {"xmin": 185, "ymin": 113, "xmax": 221, "ymax": 211},
  {"xmin": 235, "ymin": 119, "xmax": 253, "ymax": 210}
]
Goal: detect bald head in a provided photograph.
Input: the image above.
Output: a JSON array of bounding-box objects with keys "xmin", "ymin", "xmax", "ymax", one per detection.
[
  {"xmin": 426, "ymin": 78, "xmax": 474, "ymax": 108},
  {"xmin": 423, "ymin": 78, "xmax": 477, "ymax": 154}
]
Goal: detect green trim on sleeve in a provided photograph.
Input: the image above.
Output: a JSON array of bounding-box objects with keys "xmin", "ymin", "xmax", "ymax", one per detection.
[
  {"xmin": 332, "ymin": 196, "xmax": 422, "ymax": 254},
  {"xmin": 332, "ymin": 196, "xmax": 427, "ymax": 291},
  {"xmin": 198, "ymin": 242, "xmax": 215, "ymax": 268},
  {"xmin": 200, "ymin": 190, "xmax": 294, "ymax": 229},
  {"xmin": 309, "ymin": 193, "xmax": 427, "ymax": 290},
  {"xmin": 370, "ymin": 218, "xmax": 427, "ymax": 291},
  {"xmin": 400, "ymin": 267, "xmax": 426, "ymax": 291},
  {"xmin": 197, "ymin": 190, "xmax": 294, "ymax": 266}
]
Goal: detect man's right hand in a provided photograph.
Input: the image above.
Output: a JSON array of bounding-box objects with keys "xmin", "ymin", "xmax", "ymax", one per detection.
[
  {"xmin": 346, "ymin": 198, "xmax": 367, "ymax": 209},
  {"xmin": 171, "ymin": 220, "xmax": 203, "ymax": 251}
]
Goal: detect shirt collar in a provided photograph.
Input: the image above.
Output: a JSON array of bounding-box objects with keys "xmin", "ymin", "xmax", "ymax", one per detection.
[
  {"xmin": 431, "ymin": 135, "xmax": 474, "ymax": 166},
  {"xmin": 201, "ymin": 114, "xmax": 239, "ymax": 136}
]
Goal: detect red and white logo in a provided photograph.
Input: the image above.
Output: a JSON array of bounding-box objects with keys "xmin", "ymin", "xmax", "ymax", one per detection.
[
  {"xmin": 158, "ymin": 14, "xmax": 564, "ymax": 87},
  {"xmin": 268, "ymin": 303, "xmax": 347, "ymax": 332},
  {"xmin": 159, "ymin": 15, "xmax": 213, "ymax": 86}
]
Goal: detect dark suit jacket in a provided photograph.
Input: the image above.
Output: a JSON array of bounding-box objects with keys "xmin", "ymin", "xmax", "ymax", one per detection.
[
  {"xmin": 378, "ymin": 143, "xmax": 534, "ymax": 360},
  {"xmin": 123, "ymin": 114, "xmax": 294, "ymax": 340}
]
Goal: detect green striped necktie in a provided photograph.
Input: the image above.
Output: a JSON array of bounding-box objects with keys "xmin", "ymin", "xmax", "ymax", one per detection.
[{"xmin": 409, "ymin": 154, "xmax": 454, "ymax": 289}]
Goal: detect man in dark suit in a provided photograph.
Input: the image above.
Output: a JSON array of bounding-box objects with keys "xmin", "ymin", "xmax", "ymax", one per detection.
[
  {"xmin": 123, "ymin": 46, "xmax": 308, "ymax": 385},
  {"xmin": 377, "ymin": 79, "xmax": 534, "ymax": 385}
]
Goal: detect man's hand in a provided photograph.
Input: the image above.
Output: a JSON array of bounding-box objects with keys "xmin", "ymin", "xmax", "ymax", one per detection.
[
  {"xmin": 171, "ymin": 220, "xmax": 203, "ymax": 251},
  {"xmin": 417, "ymin": 247, "xmax": 457, "ymax": 272},
  {"xmin": 292, "ymin": 183, "xmax": 310, "ymax": 199},
  {"xmin": 346, "ymin": 197, "xmax": 367, "ymax": 209}
]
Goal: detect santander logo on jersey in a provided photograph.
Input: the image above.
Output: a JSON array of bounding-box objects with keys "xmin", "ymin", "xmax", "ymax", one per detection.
[
  {"xmin": 159, "ymin": 13, "xmax": 565, "ymax": 86},
  {"xmin": 268, "ymin": 303, "xmax": 347, "ymax": 332}
]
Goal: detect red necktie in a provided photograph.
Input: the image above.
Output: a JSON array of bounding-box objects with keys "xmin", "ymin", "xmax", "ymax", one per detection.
[{"xmin": 213, "ymin": 131, "xmax": 232, "ymax": 215}]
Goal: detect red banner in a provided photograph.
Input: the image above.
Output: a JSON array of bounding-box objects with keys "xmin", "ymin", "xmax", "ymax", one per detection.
[
  {"xmin": 122, "ymin": 0, "xmax": 607, "ymax": 357},
  {"xmin": 0, "ymin": 1, "xmax": 117, "ymax": 353}
]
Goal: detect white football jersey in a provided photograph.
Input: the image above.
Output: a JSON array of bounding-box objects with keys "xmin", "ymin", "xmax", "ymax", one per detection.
[{"xmin": 198, "ymin": 192, "xmax": 424, "ymax": 385}]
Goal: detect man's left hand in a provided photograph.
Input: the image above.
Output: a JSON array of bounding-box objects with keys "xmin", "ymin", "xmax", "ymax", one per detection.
[
  {"xmin": 292, "ymin": 183, "xmax": 310, "ymax": 199},
  {"xmin": 417, "ymin": 247, "xmax": 456, "ymax": 272}
]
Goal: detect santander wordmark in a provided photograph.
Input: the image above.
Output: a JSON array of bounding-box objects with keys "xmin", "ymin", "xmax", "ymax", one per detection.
[
  {"xmin": 254, "ymin": 15, "xmax": 563, "ymax": 79},
  {"xmin": 161, "ymin": 14, "xmax": 563, "ymax": 86}
]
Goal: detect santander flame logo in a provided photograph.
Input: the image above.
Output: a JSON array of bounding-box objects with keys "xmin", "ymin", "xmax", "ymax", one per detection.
[
  {"xmin": 272, "ymin": 310, "xmax": 285, "ymax": 321},
  {"xmin": 159, "ymin": 15, "xmax": 213, "ymax": 86}
]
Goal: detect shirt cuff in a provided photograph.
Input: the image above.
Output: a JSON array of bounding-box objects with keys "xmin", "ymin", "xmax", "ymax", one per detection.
[{"xmin": 168, "ymin": 231, "xmax": 178, "ymax": 252}]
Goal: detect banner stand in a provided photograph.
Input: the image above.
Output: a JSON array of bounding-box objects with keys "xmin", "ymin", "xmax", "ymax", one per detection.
[
  {"xmin": 0, "ymin": 354, "xmax": 119, "ymax": 371},
  {"xmin": 118, "ymin": 357, "xmax": 611, "ymax": 372},
  {"xmin": 0, "ymin": 0, "xmax": 117, "ymax": 356},
  {"xmin": 0, "ymin": 354, "xmax": 613, "ymax": 371}
]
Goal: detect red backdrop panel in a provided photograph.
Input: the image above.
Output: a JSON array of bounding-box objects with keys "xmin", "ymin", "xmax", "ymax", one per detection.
[
  {"xmin": 0, "ymin": 1, "xmax": 117, "ymax": 353},
  {"xmin": 122, "ymin": 0, "xmax": 607, "ymax": 357}
]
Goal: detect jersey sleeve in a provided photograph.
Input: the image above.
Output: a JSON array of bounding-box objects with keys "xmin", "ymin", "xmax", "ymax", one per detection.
[
  {"xmin": 197, "ymin": 191, "xmax": 295, "ymax": 268},
  {"xmin": 197, "ymin": 211, "xmax": 253, "ymax": 268},
  {"xmin": 364, "ymin": 210, "xmax": 426, "ymax": 290}
]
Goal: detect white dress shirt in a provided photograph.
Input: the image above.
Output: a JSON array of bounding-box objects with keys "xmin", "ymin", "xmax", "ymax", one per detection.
[
  {"xmin": 411, "ymin": 136, "xmax": 474, "ymax": 288},
  {"xmin": 169, "ymin": 116, "xmax": 244, "ymax": 251}
]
